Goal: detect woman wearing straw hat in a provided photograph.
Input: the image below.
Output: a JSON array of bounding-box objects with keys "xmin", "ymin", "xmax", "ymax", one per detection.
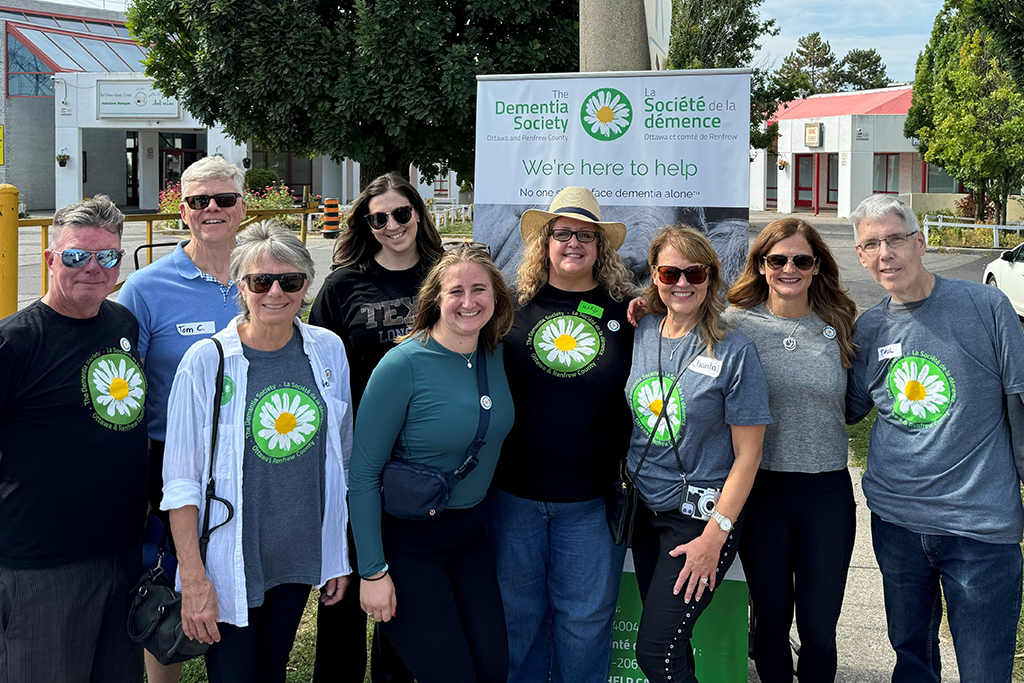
[{"xmin": 491, "ymin": 186, "xmax": 637, "ymax": 683}]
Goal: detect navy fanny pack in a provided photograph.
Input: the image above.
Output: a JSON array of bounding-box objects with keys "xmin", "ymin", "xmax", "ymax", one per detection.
[{"xmin": 380, "ymin": 346, "xmax": 491, "ymax": 520}]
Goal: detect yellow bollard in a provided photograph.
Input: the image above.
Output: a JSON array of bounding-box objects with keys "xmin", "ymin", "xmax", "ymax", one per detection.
[{"xmin": 0, "ymin": 184, "xmax": 19, "ymax": 319}]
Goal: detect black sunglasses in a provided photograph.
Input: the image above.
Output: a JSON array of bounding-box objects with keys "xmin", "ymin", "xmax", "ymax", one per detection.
[
  {"xmin": 55, "ymin": 248, "xmax": 124, "ymax": 269},
  {"xmin": 550, "ymin": 228, "xmax": 598, "ymax": 243},
  {"xmin": 367, "ymin": 205, "xmax": 415, "ymax": 230},
  {"xmin": 763, "ymin": 253, "xmax": 817, "ymax": 271},
  {"xmin": 656, "ymin": 265, "xmax": 709, "ymax": 285},
  {"xmin": 242, "ymin": 272, "xmax": 308, "ymax": 293},
  {"xmin": 183, "ymin": 193, "xmax": 243, "ymax": 210}
]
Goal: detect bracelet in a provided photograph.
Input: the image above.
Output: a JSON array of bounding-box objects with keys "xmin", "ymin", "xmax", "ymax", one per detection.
[{"xmin": 362, "ymin": 563, "xmax": 389, "ymax": 581}]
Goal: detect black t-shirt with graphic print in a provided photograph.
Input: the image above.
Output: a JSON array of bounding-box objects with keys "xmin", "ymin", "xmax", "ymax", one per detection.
[
  {"xmin": 496, "ymin": 284, "xmax": 635, "ymax": 502},
  {"xmin": 308, "ymin": 259, "xmax": 429, "ymax": 414},
  {"xmin": 0, "ymin": 300, "xmax": 148, "ymax": 569}
]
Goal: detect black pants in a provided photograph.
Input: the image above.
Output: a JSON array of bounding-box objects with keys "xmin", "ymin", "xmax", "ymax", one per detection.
[
  {"xmin": 204, "ymin": 583, "xmax": 310, "ymax": 683},
  {"xmin": 379, "ymin": 504, "xmax": 508, "ymax": 683},
  {"xmin": 632, "ymin": 504, "xmax": 742, "ymax": 683},
  {"xmin": 738, "ymin": 469, "xmax": 856, "ymax": 683}
]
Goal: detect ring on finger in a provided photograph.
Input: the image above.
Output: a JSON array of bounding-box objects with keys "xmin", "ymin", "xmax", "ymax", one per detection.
[{"xmin": 699, "ymin": 576, "xmax": 709, "ymax": 585}]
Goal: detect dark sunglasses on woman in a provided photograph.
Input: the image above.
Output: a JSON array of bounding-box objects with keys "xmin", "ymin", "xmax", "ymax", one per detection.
[
  {"xmin": 656, "ymin": 264, "xmax": 709, "ymax": 285},
  {"xmin": 367, "ymin": 205, "xmax": 415, "ymax": 230},
  {"xmin": 242, "ymin": 272, "xmax": 308, "ymax": 293},
  {"xmin": 762, "ymin": 253, "xmax": 818, "ymax": 270},
  {"xmin": 183, "ymin": 193, "xmax": 243, "ymax": 210},
  {"xmin": 55, "ymin": 248, "xmax": 125, "ymax": 269}
]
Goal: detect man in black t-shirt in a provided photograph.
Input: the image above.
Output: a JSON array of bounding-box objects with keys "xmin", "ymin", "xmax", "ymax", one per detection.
[{"xmin": 0, "ymin": 195, "xmax": 148, "ymax": 682}]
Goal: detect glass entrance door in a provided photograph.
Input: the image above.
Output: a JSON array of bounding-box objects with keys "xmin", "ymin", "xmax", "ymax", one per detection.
[{"xmin": 795, "ymin": 154, "xmax": 814, "ymax": 208}]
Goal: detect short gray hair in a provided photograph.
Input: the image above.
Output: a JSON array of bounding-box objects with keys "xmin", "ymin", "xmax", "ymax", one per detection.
[
  {"xmin": 181, "ymin": 155, "xmax": 245, "ymax": 196},
  {"xmin": 850, "ymin": 195, "xmax": 918, "ymax": 243},
  {"xmin": 51, "ymin": 194, "xmax": 124, "ymax": 248},
  {"xmin": 230, "ymin": 221, "xmax": 316, "ymax": 320}
]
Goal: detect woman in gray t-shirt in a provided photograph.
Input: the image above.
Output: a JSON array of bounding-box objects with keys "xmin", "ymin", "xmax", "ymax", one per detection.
[{"xmin": 725, "ymin": 217, "xmax": 858, "ymax": 683}]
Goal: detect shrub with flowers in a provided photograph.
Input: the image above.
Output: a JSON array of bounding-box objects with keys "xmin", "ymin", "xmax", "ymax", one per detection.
[{"xmin": 157, "ymin": 180, "xmax": 309, "ymax": 231}]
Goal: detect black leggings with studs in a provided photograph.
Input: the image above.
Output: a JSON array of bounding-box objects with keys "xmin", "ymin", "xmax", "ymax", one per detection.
[{"xmin": 632, "ymin": 504, "xmax": 743, "ymax": 683}]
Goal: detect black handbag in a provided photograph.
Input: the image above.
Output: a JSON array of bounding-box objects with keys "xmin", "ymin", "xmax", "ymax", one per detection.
[
  {"xmin": 127, "ymin": 338, "xmax": 235, "ymax": 665},
  {"xmin": 607, "ymin": 331, "xmax": 703, "ymax": 546},
  {"xmin": 381, "ymin": 346, "xmax": 491, "ymax": 520}
]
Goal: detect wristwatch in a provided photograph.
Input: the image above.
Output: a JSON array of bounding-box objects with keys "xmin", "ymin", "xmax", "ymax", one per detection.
[{"xmin": 710, "ymin": 509, "xmax": 733, "ymax": 533}]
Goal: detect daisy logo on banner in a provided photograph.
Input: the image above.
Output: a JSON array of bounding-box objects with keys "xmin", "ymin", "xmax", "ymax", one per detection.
[
  {"xmin": 85, "ymin": 353, "xmax": 146, "ymax": 428},
  {"xmin": 885, "ymin": 353, "xmax": 956, "ymax": 427},
  {"xmin": 580, "ymin": 88, "xmax": 632, "ymax": 141},
  {"xmin": 249, "ymin": 387, "xmax": 322, "ymax": 462}
]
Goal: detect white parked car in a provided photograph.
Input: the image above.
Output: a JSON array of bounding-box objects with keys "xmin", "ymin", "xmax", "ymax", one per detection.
[{"xmin": 983, "ymin": 243, "xmax": 1024, "ymax": 318}]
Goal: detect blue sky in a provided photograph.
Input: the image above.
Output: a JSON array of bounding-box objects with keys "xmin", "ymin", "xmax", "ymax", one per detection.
[{"xmin": 755, "ymin": 0, "xmax": 946, "ymax": 83}]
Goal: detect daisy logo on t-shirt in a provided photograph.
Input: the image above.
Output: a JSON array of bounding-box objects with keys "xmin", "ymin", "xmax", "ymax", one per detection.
[
  {"xmin": 885, "ymin": 353, "xmax": 956, "ymax": 427},
  {"xmin": 83, "ymin": 352, "xmax": 146, "ymax": 430},
  {"xmin": 630, "ymin": 373, "xmax": 685, "ymax": 445},
  {"xmin": 529, "ymin": 313, "xmax": 605, "ymax": 377},
  {"xmin": 246, "ymin": 385, "xmax": 322, "ymax": 463}
]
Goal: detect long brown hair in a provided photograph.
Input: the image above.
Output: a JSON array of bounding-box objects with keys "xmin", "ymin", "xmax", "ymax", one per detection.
[
  {"xmin": 401, "ymin": 247, "xmax": 515, "ymax": 351},
  {"xmin": 643, "ymin": 225, "xmax": 726, "ymax": 357},
  {"xmin": 331, "ymin": 173, "xmax": 443, "ymax": 272},
  {"xmin": 728, "ymin": 217, "xmax": 857, "ymax": 368},
  {"xmin": 515, "ymin": 217, "xmax": 636, "ymax": 306}
]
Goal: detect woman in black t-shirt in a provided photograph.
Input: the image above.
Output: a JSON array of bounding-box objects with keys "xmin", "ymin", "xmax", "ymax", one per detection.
[
  {"xmin": 308, "ymin": 173, "xmax": 442, "ymax": 683},
  {"xmin": 492, "ymin": 186, "xmax": 636, "ymax": 683}
]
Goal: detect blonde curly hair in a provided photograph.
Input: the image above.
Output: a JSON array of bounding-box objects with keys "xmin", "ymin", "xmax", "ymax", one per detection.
[{"xmin": 515, "ymin": 217, "xmax": 636, "ymax": 307}]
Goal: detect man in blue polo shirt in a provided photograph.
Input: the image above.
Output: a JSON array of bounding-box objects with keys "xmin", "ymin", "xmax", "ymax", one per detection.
[
  {"xmin": 846, "ymin": 194, "xmax": 1024, "ymax": 682},
  {"xmin": 118, "ymin": 155, "xmax": 245, "ymax": 683}
]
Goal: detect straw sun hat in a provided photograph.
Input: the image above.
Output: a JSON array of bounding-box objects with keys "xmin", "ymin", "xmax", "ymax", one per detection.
[{"xmin": 519, "ymin": 187, "xmax": 627, "ymax": 251}]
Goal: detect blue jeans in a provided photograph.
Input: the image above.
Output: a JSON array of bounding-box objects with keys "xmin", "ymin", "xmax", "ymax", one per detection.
[
  {"xmin": 871, "ymin": 514, "xmax": 1022, "ymax": 683},
  {"xmin": 489, "ymin": 488, "xmax": 627, "ymax": 683}
]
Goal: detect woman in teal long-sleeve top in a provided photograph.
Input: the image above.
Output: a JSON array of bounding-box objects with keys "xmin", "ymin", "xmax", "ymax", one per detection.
[{"xmin": 349, "ymin": 246, "xmax": 516, "ymax": 683}]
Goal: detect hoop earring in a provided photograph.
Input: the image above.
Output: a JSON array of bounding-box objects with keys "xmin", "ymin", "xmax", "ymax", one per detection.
[{"xmin": 544, "ymin": 256, "xmax": 551, "ymax": 268}]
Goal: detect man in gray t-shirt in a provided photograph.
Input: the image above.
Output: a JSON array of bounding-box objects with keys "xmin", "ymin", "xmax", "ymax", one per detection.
[{"xmin": 846, "ymin": 195, "xmax": 1024, "ymax": 682}]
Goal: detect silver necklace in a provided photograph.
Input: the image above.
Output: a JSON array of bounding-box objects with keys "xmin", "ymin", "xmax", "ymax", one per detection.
[
  {"xmin": 661, "ymin": 320, "xmax": 693, "ymax": 360},
  {"xmin": 765, "ymin": 302, "xmax": 803, "ymax": 351},
  {"xmin": 457, "ymin": 350, "xmax": 474, "ymax": 368}
]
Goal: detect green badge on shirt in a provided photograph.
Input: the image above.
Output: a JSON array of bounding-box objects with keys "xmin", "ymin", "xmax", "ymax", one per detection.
[{"xmin": 577, "ymin": 301, "xmax": 604, "ymax": 319}]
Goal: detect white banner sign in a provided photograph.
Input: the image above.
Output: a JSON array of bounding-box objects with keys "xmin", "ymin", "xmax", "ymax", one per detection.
[
  {"xmin": 97, "ymin": 81, "xmax": 180, "ymax": 119},
  {"xmin": 475, "ymin": 71, "xmax": 750, "ymax": 208}
]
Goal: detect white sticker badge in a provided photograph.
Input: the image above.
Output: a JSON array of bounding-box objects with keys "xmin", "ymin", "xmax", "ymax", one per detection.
[
  {"xmin": 176, "ymin": 321, "xmax": 215, "ymax": 336},
  {"xmin": 877, "ymin": 343, "xmax": 903, "ymax": 362},
  {"xmin": 688, "ymin": 355, "xmax": 723, "ymax": 378},
  {"xmin": 119, "ymin": 337, "xmax": 131, "ymax": 352},
  {"xmin": 480, "ymin": 395, "xmax": 492, "ymax": 410}
]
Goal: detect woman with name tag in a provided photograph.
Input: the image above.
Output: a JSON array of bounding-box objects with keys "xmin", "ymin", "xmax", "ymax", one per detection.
[
  {"xmin": 724, "ymin": 218, "xmax": 857, "ymax": 683},
  {"xmin": 491, "ymin": 187, "xmax": 637, "ymax": 683},
  {"xmin": 350, "ymin": 246, "xmax": 516, "ymax": 683},
  {"xmin": 308, "ymin": 172, "xmax": 442, "ymax": 683},
  {"xmin": 626, "ymin": 225, "xmax": 770, "ymax": 683},
  {"xmin": 162, "ymin": 223, "xmax": 354, "ymax": 683}
]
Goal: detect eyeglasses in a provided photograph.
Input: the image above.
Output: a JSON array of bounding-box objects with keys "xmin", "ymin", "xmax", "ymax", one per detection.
[
  {"xmin": 857, "ymin": 231, "xmax": 919, "ymax": 255},
  {"xmin": 367, "ymin": 206, "xmax": 415, "ymax": 230},
  {"xmin": 241, "ymin": 272, "xmax": 308, "ymax": 293},
  {"xmin": 656, "ymin": 265, "xmax": 709, "ymax": 285},
  {"xmin": 443, "ymin": 241, "xmax": 491, "ymax": 256},
  {"xmin": 550, "ymin": 228, "xmax": 598, "ymax": 243},
  {"xmin": 55, "ymin": 248, "xmax": 124, "ymax": 269},
  {"xmin": 183, "ymin": 193, "xmax": 243, "ymax": 210},
  {"xmin": 763, "ymin": 253, "xmax": 818, "ymax": 271}
]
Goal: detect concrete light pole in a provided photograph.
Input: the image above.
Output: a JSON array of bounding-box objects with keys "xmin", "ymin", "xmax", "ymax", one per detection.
[{"xmin": 579, "ymin": 0, "xmax": 650, "ymax": 72}]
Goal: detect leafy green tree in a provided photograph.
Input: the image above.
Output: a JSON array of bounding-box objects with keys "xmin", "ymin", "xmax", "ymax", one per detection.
[
  {"xmin": 776, "ymin": 32, "xmax": 838, "ymax": 95},
  {"xmin": 960, "ymin": 0, "xmax": 1024, "ymax": 86},
  {"xmin": 127, "ymin": 0, "xmax": 578, "ymax": 184},
  {"xmin": 836, "ymin": 49, "xmax": 889, "ymax": 90},
  {"xmin": 921, "ymin": 29, "xmax": 1024, "ymax": 224}
]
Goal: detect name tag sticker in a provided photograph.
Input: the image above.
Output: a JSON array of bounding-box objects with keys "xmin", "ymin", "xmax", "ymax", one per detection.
[
  {"xmin": 577, "ymin": 301, "xmax": 605, "ymax": 319},
  {"xmin": 689, "ymin": 355, "xmax": 723, "ymax": 378},
  {"xmin": 177, "ymin": 321, "xmax": 215, "ymax": 336},
  {"xmin": 878, "ymin": 343, "xmax": 903, "ymax": 362}
]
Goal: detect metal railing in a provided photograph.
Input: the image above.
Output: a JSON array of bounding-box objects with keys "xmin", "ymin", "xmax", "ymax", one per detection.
[{"xmin": 923, "ymin": 214, "xmax": 1023, "ymax": 249}]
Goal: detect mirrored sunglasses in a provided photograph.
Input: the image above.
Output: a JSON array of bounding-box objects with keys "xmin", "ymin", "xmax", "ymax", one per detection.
[
  {"xmin": 56, "ymin": 248, "xmax": 124, "ymax": 269},
  {"xmin": 763, "ymin": 254, "xmax": 817, "ymax": 271},
  {"xmin": 656, "ymin": 264, "xmax": 709, "ymax": 285},
  {"xmin": 183, "ymin": 193, "xmax": 243, "ymax": 210},
  {"xmin": 242, "ymin": 272, "xmax": 308, "ymax": 293},
  {"xmin": 550, "ymin": 228, "xmax": 598, "ymax": 243},
  {"xmin": 367, "ymin": 205, "xmax": 415, "ymax": 230}
]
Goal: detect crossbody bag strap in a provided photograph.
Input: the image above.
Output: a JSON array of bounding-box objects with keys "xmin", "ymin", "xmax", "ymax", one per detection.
[
  {"xmin": 450, "ymin": 345, "xmax": 490, "ymax": 484},
  {"xmin": 198, "ymin": 338, "xmax": 226, "ymax": 565},
  {"xmin": 660, "ymin": 345, "xmax": 706, "ymax": 482}
]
